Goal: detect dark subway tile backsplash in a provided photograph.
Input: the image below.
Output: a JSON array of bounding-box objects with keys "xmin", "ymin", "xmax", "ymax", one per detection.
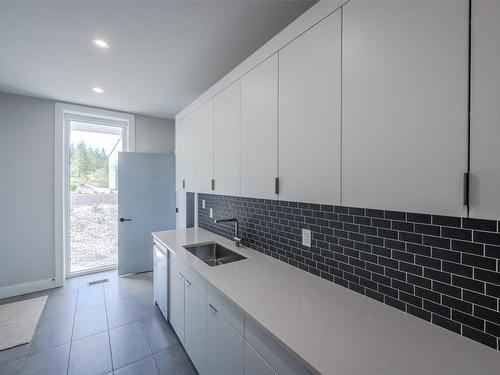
[{"xmin": 197, "ymin": 193, "xmax": 500, "ymax": 350}]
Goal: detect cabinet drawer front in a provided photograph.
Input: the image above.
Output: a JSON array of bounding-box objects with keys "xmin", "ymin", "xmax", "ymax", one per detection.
[
  {"xmin": 169, "ymin": 254, "xmax": 185, "ymax": 344},
  {"xmin": 207, "ymin": 283, "xmax": 244, "ymax": 337},
  {"xmin": 180, "ymin": 261, "xmax": 207, "ymax": 295},
  {"xmin": 245, "ymin": 342, "xmax": 278, "ymax": 375},
  {"xmin": 245, "ymin": 318, "xmax": 311, "ymax": 375},
  {"xmin": 207, "ymin": 306, "xmax": 245, "ymax": 375}
]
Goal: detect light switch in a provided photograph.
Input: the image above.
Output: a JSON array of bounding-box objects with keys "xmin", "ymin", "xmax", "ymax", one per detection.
[
  {"xmin": 209, "ymin": 208, "xmax": 213, "ymax": 218},
  {"xmin": 302, "ymin": 229, "xmax": 311, "ymax": 247},
  {"xmin": 202, "ymin": 199, "xmax": 206, "ymax": 209}
]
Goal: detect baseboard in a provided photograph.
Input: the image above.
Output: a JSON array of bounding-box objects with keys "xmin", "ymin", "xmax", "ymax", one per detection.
[{"xmin": 0, "ymin": 278, "xmax": 58, "ymax": 300}]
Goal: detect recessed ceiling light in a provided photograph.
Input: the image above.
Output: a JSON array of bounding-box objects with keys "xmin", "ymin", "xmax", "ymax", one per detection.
[
  {"xmin": 92, "ymin": 87, "xmax": 104, "ymax": 94},
  {"xmin": 92, "ymin": 38, "xmax": 110, "ymax": 49}
]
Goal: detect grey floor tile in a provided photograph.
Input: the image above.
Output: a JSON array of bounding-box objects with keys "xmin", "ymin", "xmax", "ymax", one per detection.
[
  {"xmin": 104, "ymin": 283, "xmax": 134, "ymax": 303},
  {"xmin": 73, "ymin": 304, "xmax": 108, "ymax": 340},
  {"xmin": 30, "ymin": 314, "xmax": 73, "ymax": 354},
  {"xmin": 154, "ymin": 345, "xmax": 196, "ymax": 375},
  {"xmin": 76, "ymin": 286, "xmax": 105, "ymax": 310},
  {"xmin": 106, "ymin": 299, "xmax": 139, "ymax": 329},
  {"xmin": 36, "ymin": 311, "xmax": 74, "ymax": 333},
  {"xmin": 141, "ymin": 315, "xmax": 179, "ymax": 353},
  {"xmin": 0, "ymin": 344, "xmax": 30, "ymax": 365},
  {"xmin": 41, "ymin": 293, "xmax": 77, "ymax": 319},
  {"xmin": 68, "ymin": 332, "xmax": 112, "ymax": 375},
  {"xmin": 0, "ymin": 358, "xmax": 25, "ymax": 375},
  {"xmin": 114, "ymin": 356, "xmax": 159, "ymax": 375},
  {"xmin": 119, "ymin": 276, "xmax": 153, "ymax": 297},
  {"xmin": 133, "ymin": 293, "xmax": 160, "ymax": 320},
  {"xmin": 109, "ymin": 321, "xmax": 152, "ymax": 370},
  {"xmin": 22, "ymin": 343, "xmax": 70, "ymax": 375}
]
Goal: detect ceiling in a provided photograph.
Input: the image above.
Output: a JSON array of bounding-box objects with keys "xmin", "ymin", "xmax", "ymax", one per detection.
[{"xmin": 0, "ymin": 0, "xmax": 315, "ymax": 119}]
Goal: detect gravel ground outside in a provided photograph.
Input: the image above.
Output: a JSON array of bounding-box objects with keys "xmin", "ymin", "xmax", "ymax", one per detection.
[{"xmin": 70, "ymin": 202, "xmax": 118, "ymax": 272}]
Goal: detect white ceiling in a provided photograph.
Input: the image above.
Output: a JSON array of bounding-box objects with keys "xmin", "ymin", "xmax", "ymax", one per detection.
[{"xmin": 0, "ymin": 0, "xmax": 315, "ymax": 119}]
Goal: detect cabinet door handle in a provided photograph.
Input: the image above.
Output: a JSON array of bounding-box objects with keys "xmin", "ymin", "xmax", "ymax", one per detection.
[
  {"xmin": 463, "ymin": 172, "xmax": 470, "ymax": 206},
  {"xmin": 184, "ymin": 279, "xmax": 191, "ymax": 287},
  {"xmin": 177, "ymin": 272, "xmax": 184, "ymax": 279},
  {"xmin": 209, "ymin": 304, "xmax": 217, "ymax": 314}
]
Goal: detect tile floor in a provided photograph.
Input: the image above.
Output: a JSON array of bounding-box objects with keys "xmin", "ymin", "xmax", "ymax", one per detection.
[{"xmin": 0, "ymin": 270, "xmax": 197, "ymax": 375}]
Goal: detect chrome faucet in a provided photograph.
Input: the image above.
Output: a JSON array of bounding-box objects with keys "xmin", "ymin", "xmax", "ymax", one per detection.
[{"xmin": 214, "ymin": 218, "xmax": 242, "ymax": 247}]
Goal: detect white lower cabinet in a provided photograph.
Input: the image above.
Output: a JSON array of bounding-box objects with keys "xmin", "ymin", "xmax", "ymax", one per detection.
[
  {"xmin": 184, "ymin": 279, "xmax": 208, "ymax": 375},
  {"xmin": 207, "ymin": 304, "xmax": 244, "ymax": 375},
  {"xmin": 245, "ymin": 342, "xmax": 278, "ymax": 375},
  {"xmin": 165, "ymin": 248, "xmax": 310, "ymax": 375},
  {"xmin": 169, "ymin": 257, "xmax": 185, "ymax": 344}
]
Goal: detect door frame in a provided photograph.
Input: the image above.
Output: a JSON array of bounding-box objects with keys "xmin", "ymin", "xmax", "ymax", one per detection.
[{"xmin": 55, "ymin": 103, "xmax": 135, "ymax": 284}]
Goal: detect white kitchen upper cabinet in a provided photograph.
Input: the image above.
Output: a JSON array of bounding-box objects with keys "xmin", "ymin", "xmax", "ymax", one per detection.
[
  {"xmin": 194, "ymin": 100, "xmax": 214, "ymax": 193},
  {"xmin": 342, "ymin": 0, "xmax": 469, "ymax": 216},
  {"xmin": 470, "ymin": 0, "xmax": 500, "ymax": 220},
  {"xmin": 175, "ymin": 113, "xmax": 195, "ymax": 192},
  {"xmin": 175, "ymin": 117, "xmax": 185, "ymax": 191},
  {"xmin": 278, "ymin": 11, "xmax": 341, "ymax": 205},
  {"xmin": 213, "ymin": 81, "xmax": 241, "ymax": 196},
  {"xmin": 241, "ymin": 54, "xmax": 278, "ymax": 200}
]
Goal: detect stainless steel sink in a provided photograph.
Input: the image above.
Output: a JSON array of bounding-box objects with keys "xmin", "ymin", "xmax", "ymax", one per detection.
[{"xmin": 183, "ymin": 242, "xmax": 246, "ymax": 266}]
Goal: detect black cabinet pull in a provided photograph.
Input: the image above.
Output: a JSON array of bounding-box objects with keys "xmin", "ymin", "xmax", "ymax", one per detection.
[{"xmin": 463, "ymin": 172, "xmax": 470, "ymax": 206}]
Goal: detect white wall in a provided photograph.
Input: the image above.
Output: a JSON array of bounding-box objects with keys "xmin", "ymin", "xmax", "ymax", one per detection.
[
  {"xmin": 0, "ymin": 91, "xmax": 174, "ymax": 295},
  {"xmin": 0, "ymin": 92, "xmax": 56, "ymax": 291},
  {"xmin": 135, "ymin": 114, "xmax": 175, "ymax": 154}
]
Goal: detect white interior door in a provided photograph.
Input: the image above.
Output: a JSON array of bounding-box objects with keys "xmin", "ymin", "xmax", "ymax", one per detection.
[{"xmin": 118, "ymin": 152, "xmax": 176, "ymax": 275}]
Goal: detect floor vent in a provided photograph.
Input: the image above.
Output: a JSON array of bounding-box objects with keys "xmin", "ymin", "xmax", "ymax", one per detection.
[{"xmin": 87, "ymin": 278, "xmax": 109, "ymax": 287}]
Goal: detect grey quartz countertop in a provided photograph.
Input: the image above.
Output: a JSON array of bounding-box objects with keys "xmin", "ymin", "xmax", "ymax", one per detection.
[{"xmin": 152, "ymin": 228, "xmax": 500, "ymax": 375}]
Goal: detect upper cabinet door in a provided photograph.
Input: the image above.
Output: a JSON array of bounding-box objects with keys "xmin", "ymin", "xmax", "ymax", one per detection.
[
  {"xmin": 213, "ymin": 81, "xmax": 241, "ymax": 196},
  {"xmin": 470, "ymin": 0, "xmax": 500, "ymax": 220},
  {"xmin": 241, "ymin": 54, "xmax": 278, "ymax": 200},
  {"xmin": 175, "ymin": 113, "xmax": 195, "ymax": 192},
  {"xmin": 194, "ymin": 100, "xmax": 214, "ymax": 194},
  {"xmin": 279, "ymin": 11, "xmax": 342, "ymax": 205},
  {"xmin": 175, "ymin": 117, "xmax": 185, "ymax": 191},
  {"xmin": 342, "ymin": 0, "xmax": 469, "ymax": 216}
]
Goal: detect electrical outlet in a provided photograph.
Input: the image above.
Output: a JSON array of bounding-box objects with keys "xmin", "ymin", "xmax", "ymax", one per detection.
[
  {"xmin": 209, "ymin": 208, "xmax": 213, "ymax": 218},
  {"xmin": 202, "ymin": 199, "xmax": 206, "ymax": 209},
  {"xmin": 302, "ymin": 229, "xmax": 311, "ymax": 247}
]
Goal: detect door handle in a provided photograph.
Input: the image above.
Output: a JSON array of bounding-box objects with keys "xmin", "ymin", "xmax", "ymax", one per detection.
[
  {"xmin": 177, "ymin": 272, "xmax": 184, "ymax": 279},
  {"xmin": 119, "ymin": 218, "xmax": 131, "ymax": 222},
  {"xmin": 184, "ymin": 279, "xmax": 191, "ymax": 287}
]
